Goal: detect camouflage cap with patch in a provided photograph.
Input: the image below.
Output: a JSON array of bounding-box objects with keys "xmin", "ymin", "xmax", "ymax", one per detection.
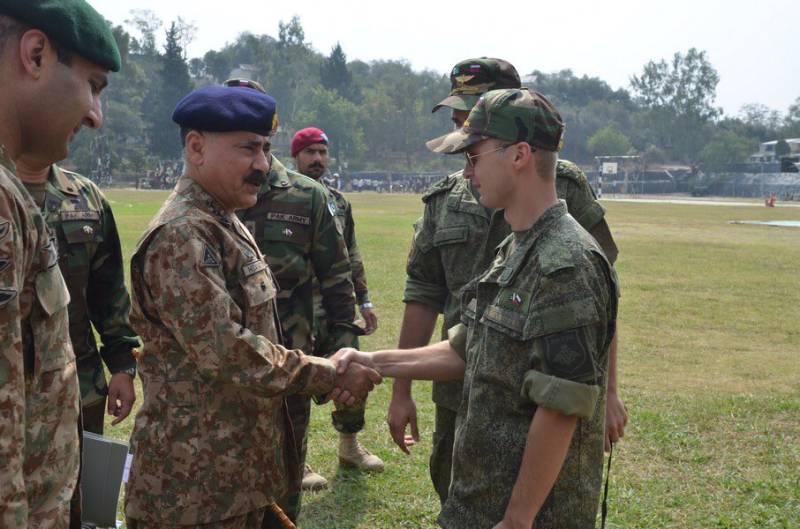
[
  {"xmin": 426, "ymin": 88, "xmax": 564, "ymax": 154},
  {"xmin": 432, "ymin": 57, "xmax": 520, "ymax": 113}
]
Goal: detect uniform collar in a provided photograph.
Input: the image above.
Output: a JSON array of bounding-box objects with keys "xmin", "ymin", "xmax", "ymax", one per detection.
[
  {"xmin": 176, "ymin": 175, "xmax": 236, "ymax": 228},
  {"xmin": 497, "ymin": 200, "xmax": 567, "ymax": 285},
  {"xmin": 265, "ymin": 155, "xmax": 292, "ymax": 192},
  {"xmin": 50, "ymin": 164, "xmax": 80, "ymax": 196}
]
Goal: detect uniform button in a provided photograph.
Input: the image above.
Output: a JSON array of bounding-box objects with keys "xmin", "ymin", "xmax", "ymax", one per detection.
[{"xmin": 260, "ymin": 282, "xmax": 267, "ymax": 291}]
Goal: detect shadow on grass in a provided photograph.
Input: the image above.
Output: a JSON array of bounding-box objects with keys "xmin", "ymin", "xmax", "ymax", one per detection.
[{"xmin": 299, "ymin": 466, "xmax": 370, "ymax": 529}]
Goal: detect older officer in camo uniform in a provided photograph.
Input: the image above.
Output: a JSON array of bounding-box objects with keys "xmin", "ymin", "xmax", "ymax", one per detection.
[
  {"xmin": 334, "ymin": 88, "xmax": 618, "ymax": 529},
  {"xmin": 0, "ymin": 0, "xmax": 120, "ymax": 527},
  {"xmin": 389, "ymin": 57, "xmax": 626, "ymax": 504},
  {"xmin": 232, "ymin": 82, "xmax": 361, "ymax": 517},
  {"xmin": 124, "ymin": 84, "xmax": 380, "ymax": 529}
]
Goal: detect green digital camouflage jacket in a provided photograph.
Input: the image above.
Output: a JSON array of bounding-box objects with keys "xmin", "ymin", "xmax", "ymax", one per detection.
[
  {"xmin": 404, "ymin": 160, "xmax": 617, "ymax": 411},
  {"xmin": 440, "ymin": 202, "xmax": 618, "ymax": 529},
  {"xmin": 126, "ymin": 177, "xmax": 337, "ymax": 525},
  {"xmin": 29, "ymin": 165, "xmax": 138, "ymax": 407},
  {"xmin": 0, "ymin": 146, "xmax": 80, "ymax": 529},
  {"xmin": 238, "ymin": 157, "xmax": 357, "ymax": 356}
]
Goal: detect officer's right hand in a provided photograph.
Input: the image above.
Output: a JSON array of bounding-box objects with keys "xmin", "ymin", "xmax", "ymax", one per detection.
[
  {"xmin": 387, "ymin": 392, "xmax": 419, "ymax": 455},
  {"xmin": 330, "ymin": 351, "xmax": 382, "ymax": 405}
]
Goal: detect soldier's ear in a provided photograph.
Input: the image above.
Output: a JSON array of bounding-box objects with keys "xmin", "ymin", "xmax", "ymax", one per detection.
[
  {"xmin": 184, "ymin": 130, "xmax": 206, "ymax": 166},
  {"xmin": 18, "ymin": 29, "xmax": 49, "ymax": 78}
]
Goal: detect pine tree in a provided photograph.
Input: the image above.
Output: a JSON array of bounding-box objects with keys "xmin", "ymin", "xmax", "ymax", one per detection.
[{"xmin": 320, "ymin": 43, "xmax": 360, "ymax": 103}]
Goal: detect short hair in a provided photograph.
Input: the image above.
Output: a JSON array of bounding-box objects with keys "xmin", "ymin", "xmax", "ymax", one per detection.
[
  {"xmin": 533, "ymin": 149, "xmax": 558, "ymax": 181},
  {"xmin": 0, "ymin": 15, "xmax": 71, "ymax": 66}
]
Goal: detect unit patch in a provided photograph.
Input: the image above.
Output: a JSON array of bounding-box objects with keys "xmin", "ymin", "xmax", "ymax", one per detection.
[
  {"xmin": 542, "ymin": 328, "xmax": 594, "ymax": 381},
  {"xmin": 0, "ymin": 288, "xmax": 17, "ymax": 307},
  {"xmin": 201, "ymin": 245, "xmax": 220, "ymax": 268}
]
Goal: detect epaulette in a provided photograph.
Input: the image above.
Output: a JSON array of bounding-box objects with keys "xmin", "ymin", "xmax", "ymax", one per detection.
[
  {"xmin": 555, "ymin": 159, "xmax": 588, "ymax": 184},
  {"xmin": 421, "ymin": 171, "xmax": 461, "ymax": 203}
]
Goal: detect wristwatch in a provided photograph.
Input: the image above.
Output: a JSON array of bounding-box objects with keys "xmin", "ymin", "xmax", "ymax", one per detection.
[
  {"xmin": 118, "ymin": 366, "xmax": 137, "ymax": 378},
  {"xmin": 360, "ymin": 302, "xmax": 374, "ymax": 310}
]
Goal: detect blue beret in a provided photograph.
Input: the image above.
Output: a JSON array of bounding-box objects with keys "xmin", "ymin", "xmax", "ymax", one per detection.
[{"xmin": 172, "ymin": 85, "xmax": 278, "ymax": 137}]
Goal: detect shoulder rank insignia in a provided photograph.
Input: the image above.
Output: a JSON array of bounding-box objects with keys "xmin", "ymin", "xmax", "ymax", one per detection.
[{"xmin": 201, "ymin": 244, "xmax": 220, "ymax": 268}]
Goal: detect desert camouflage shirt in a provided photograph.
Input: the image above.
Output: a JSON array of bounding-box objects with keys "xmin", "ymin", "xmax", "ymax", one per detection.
[
  {"xmin": 238, "ymin": 157, "xmax": 357, "ymax": 355},
  {"xmin": 24, "ymin": 165, "xmax": 138, "ymax": 407},
  {"xmin": 440, "ymin": 201, "xmax": 618, "ymax": 529},
  {"xmin": 126, "ymin": 176, "xmax": 337, "ymax": 525},
  {"xmin": 404, "ymin": 160, "xmax": 617, "ymax": 411},
  {"xmin": 0, "ymin": 146, "xmax": 80, "ymax": 529}
]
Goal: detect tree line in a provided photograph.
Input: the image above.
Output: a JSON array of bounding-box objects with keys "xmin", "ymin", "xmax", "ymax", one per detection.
[{"xmin": 66, "ymin": 12, "xmax": 800, "ymax": 180}]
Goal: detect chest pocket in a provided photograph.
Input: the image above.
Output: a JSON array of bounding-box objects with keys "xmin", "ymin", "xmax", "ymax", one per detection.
[
  {"xmin": 240, "ymin": 263, "xmax": 277, "ymax": 332},
  {"xmin": 34, "ymin": 263, "xmax": 72, "ymax": 371},
  {"xmin": 59, "ymin": 216, "xmax": 103, "ymax": 274},
  {"xmin": 433, "ymin": 225, "xmax": 469, "ymax": 247}
]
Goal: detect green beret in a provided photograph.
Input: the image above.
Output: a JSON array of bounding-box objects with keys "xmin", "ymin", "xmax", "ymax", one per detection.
[{"xmin": 0, "ymin": 0, "xmax": 121, "ymax": 72}]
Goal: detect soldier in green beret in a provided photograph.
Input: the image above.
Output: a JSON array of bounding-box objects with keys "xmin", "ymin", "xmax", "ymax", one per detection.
[
  {"xmin": 334, "ymin": 88, "xmax": 618, "ymax": 529},
  {"xmin": 0, "ymin": 0, "xmax": 121, "ymax": 527},
  {"xmin": 388, "ymin": 57, "xmax": 627, "ymax": 504}
]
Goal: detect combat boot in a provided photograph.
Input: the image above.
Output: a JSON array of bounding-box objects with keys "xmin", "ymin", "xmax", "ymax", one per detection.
[
  {"xmin": 301, "ymin": 464, "xmax": 328, "ymax": 491},
  {"xmin": 338, "ymin": 433, "xmax": 384, "ymax": 472}
]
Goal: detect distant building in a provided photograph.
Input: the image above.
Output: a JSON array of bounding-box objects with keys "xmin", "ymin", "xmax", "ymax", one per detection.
[{"xmin": 749, "ymin": 138, "xmax": 800, "ymax": 163}]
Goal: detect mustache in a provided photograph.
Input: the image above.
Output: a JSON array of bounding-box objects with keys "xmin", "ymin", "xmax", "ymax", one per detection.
[
  {"xmin": 308, "ymin": 162, "xmax": 324, "ymax": 169},
  {"xmin": 243, "ymin": 170, "xmax": 268, "ymax": 186}
]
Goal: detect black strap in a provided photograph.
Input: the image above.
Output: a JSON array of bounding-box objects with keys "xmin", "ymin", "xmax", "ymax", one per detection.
[{"xmin": 600, "ymin": 442, "xmax": 614, "ymax": 529}]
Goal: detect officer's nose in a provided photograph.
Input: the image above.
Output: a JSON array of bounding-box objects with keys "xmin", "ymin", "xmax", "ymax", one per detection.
[{"xmin": 254, "ymin": 149, "xmax": 270, "ymax": 174}]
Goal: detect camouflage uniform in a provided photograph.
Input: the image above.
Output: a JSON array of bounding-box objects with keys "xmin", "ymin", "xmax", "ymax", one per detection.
[
  {"xmin": 440, "ymin": 202, "xmax": 618, "ymax": 529},
  {"xmin": 23, "ymin": 165, "xmax": 138, "ymax": 434},
  {"xmin": 125, "ymin": 176, "xmax": 337, "ymax": 526},
  {"xmin": 313, "ymin": 184, "xmax": 370, "ymax": 433},
  {"xmin": 237, "ymin": 156, "xmax": 356, "ymax": 519},
  {"xmin": 0, "ymin": 146, "xmax": 80, "ymax": 529},
  {"xmin": 404, "ymin": 160, "xmax": 617, "ymax": 502}
]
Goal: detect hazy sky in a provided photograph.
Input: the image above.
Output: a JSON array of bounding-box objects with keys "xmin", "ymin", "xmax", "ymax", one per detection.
[{"xmin": 92, "ymin": 0, "xmax": 799, "ymax": 116}]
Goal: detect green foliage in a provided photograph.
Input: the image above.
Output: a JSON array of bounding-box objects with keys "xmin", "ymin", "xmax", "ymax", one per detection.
[
  {"xmin": 698, "ymin": 131, "xmax": 755, "ymax": 172},
  {"xmin": 295, "ymin": 86, "xmax": 365, "ymax": 166},
  {"xmin": 587, "ymin": 125, "xmax": 633, "ymax": 156},
  {"xmin": 321, "ymin": 43, "xmax": 360, "ymax": 103}
]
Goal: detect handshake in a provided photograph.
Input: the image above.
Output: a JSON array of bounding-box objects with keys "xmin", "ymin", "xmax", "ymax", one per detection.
[{"xmin": 328, "ymin": 348, "xmax": 380, "ymax": 405}]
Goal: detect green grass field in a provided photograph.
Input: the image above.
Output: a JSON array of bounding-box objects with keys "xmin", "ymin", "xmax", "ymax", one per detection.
[{"xmin": 101, "ymin": 190, "xmax": 800, "ymax": 528}]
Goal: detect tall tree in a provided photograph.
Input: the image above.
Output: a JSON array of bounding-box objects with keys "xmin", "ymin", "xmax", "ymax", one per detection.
[
  {"xmin": 631, "ymin": 48, "xmax": 721, "ymax": 162},
  {"xmin": 321, "ymin": 43, "xmax": 360, "ymax": 102},
  {"xmin": 125, "ymin": 9, "xmax": 162, "ymax": 56},
  {"xmin": 143, "ymin": 21, "xmax": 193, "ymax": 160}
]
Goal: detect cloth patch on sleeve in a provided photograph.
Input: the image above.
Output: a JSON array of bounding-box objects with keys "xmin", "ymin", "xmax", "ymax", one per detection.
[
  {"xmin": 542, "ymin": 328, "xmax": 594, "ymax": 381},
  {"xmin": 201, "ymin": 244, "xmax": 220, "ymax": 268},
  {"xmin": 0, "ymin": 288, "xmax": 17, "ymax": 307},
  {"xmin": 327, "ymin": 199, "xmax": 337, "ymax": 217}
]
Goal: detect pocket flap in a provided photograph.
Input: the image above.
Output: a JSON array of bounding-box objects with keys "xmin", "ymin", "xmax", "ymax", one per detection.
[
  {"xmin": 62, "ymin": 220, "xmax": 103, "ymax": 244},
  {"xmin": 481, "ymin": 297, "xmax": 600, "ymax": 340},
  {"xmin": 35, "ymin": 265, "xmax": 71, "ymax": 316},
  {"xmin": 433, "ymin": 225, "xmax": 469, "ymax": 247},
  {"xmin": 240, "ymin": 268, "xmax": 276, "ymax": 307}
]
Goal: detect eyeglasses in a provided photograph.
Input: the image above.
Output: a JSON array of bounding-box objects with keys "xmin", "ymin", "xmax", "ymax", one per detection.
[{"xmin": 464, "ymin": 143, "xmax": 513, "ymax": 167}]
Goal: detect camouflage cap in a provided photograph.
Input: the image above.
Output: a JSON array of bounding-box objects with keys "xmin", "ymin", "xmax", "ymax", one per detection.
[
  {"xmin": 426, "ymin": 88, "xmax": 564, "ymax": 154},
  {"xmin": 432, "ymin": 57, "xmax": 520, "ymax": 113}
]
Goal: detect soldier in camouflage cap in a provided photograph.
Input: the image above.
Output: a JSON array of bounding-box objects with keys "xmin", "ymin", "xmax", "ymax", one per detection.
[
  {"xmin": 389, "ymin": 58, "xmax": 626, "ymax": 505},
  {"xmin": 333, "ymin": 87, "xmax": 618, "ymax": 528},
  {"xmin": 0, "ymin": 1, "xmax": 120, "ymax": 527}
]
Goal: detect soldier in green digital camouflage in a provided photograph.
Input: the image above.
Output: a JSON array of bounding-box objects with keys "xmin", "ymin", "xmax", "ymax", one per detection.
[
  {"xmin": 388, "ymin": 58, "xmax": 627, "ymax": 504},
  {"xmin": 15, "ymin": 163, "xmax": 139, "ymax": 434},
  {"xmin": 334, "ymin": 87, "xmax": 618, "ymax": 529},
  {"xmin": 0, "ymin": 1, "xmax": 121, "ymax": 527},
  {"xmin": 290, "ymin": 127, "xmax": 384, "ymax": 488},
  {"xmin": 237, "ymin": 124, "xmax": 361, "ymax": 516}
]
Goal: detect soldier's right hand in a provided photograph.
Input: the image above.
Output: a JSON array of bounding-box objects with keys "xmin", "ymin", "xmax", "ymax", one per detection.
[
  {"xmin": 330, "ymin": 354, "xmax": 382, "ymax": 405},
  {"xmin": 387, "ymin": 391, "xmax": 419, "ymax": 455}
]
